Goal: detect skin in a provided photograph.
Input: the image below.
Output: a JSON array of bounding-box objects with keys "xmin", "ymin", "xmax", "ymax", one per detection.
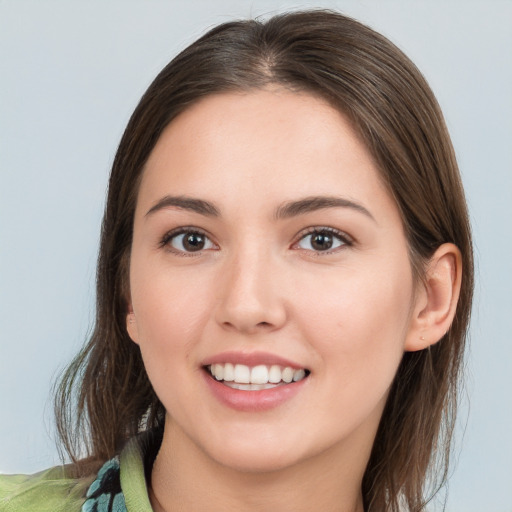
[{"xmin": 126, "ymin": 89, "xmax": 461, "ymax": 512}]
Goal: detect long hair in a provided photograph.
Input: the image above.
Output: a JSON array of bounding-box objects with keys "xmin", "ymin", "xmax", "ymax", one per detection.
[{"xmin": 55, "ymin": 10, "xmax": 473, "ymax": 511}]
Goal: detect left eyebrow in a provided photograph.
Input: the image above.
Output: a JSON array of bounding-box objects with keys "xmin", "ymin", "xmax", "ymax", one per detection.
[{"xmin": 274, "ymin": 196, "xmax": 376, "ymax": 222}]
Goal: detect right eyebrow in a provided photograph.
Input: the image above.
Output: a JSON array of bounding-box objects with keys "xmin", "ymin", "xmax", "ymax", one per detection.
[{"xmin": 145, "ymin": 195, "xmax": 220, "ymax": 218}]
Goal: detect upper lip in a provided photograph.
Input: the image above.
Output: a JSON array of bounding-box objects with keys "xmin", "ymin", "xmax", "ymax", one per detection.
[{"xmin": 202, "ymin": 351, "xmax": 307, "ymax": 370}]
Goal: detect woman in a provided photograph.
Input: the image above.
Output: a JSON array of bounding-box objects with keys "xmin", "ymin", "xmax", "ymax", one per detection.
[{"xmin": 0, "ymin": 10, "xmax": 473, "ymax": 512}]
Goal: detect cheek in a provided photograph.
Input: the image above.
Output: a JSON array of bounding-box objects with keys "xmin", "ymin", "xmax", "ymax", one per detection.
[
  {"xmin": 296, "ymin": 262, "xmax": 413, "ymax": 382},
  {"xmin": 129, "ymin": 268, "xmax": 216, "ymax": 415},
  {"xmin": 129, "ymin": 262, "xmax": 214, "ymax": 367}
]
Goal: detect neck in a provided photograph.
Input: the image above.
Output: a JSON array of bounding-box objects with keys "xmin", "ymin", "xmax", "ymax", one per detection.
[{"xmin": 150, "ymin": 419, "xmax": 369, "ymax": 512}]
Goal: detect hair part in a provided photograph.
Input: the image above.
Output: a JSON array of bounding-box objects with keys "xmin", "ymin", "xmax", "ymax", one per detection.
[{"xmin": 55, "ymin": 10, "xmax": 473, "ymax": 511}]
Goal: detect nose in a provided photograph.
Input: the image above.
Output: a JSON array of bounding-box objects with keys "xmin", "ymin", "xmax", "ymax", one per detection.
[{"xmin": 214, "ymin": 249, "xmax": 287, "ymax": 335}]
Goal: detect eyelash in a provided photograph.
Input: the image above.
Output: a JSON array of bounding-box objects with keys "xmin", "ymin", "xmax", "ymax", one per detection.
[
  {"xmin": 159, "ymin": 226, "xmax": 353, "ymax": 256},
  {"xmin": 293, "ymin": 227, "xmax": 353, "ymax": 254},
  {"xmin": 159, "ymin": 227, "xmax": 215, "ymax": 257}
]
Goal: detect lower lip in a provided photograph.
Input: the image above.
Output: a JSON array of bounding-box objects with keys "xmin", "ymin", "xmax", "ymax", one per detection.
[{"xmin": 202, "ymin": 370, "xmax": 308, "ymax": 412}]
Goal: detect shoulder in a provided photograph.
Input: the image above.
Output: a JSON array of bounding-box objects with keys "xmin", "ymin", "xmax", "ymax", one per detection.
[
  {"xmin": 0, "ymin": 429, "xmax": 160, "ymax": 512},
  {"xmin": 0, "ymin": 465, "xmax": 94, "ymax": 512}
]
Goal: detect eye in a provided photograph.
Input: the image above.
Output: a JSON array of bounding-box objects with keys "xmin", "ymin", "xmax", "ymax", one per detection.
[
  {"xmin": 162, "ymin": 229, "xmax": 216, "ymax": 253},
  {"xmin": 295, "ymin": 228, "xmax": 351, "ymax": 252}
]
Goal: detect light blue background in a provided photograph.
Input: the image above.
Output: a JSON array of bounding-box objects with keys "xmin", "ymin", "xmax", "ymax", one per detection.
[{"xmin": 1, "ymin": 1, "xmax": 511, "ymax": 510}]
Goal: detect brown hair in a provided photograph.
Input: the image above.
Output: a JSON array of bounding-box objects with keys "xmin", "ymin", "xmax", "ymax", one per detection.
[{"xmin": 55, "ymin": 10, "xmax": 473, "ymax": 511}]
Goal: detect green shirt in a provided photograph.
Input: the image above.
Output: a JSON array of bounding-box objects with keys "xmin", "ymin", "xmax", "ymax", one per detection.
[{"xmin": 0, "ymin": 432, "xmax": 157, "ymax": 512}]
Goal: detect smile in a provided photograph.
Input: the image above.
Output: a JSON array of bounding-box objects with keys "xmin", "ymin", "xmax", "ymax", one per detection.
[{"xmin": 206, "ymin": 363, "xmax": 309, "ymax": 390}]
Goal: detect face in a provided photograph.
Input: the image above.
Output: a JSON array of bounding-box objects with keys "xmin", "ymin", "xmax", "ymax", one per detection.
[{"xmin": 127, "ymin": 89, "xmax": 419, "ymax": 473}]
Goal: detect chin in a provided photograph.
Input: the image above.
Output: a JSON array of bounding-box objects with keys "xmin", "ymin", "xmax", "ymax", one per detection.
[
  {"xmin": 214, "ymin": 448, "xmax": 300, "ymax": 474},
  {"xmin": 201, "ymin": 432, "xmax": 310, "ymax": 474}
]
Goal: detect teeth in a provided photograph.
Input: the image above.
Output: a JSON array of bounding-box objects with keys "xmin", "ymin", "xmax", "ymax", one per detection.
[
  {"xmin": 234, "ymin": 364, "xmax": 250, "ymax": 383},
  {"xmin": 223, "ymin": 363, "xmax": 234, "ymax": 382},
  {"xmin": 268, "ymin": 365, "xmax": 282, "ymax": 383},
  {"xmin": 213, "ymin": 364, "xmax": 223, "ymax": 381},
  {"xmin": 293, "ymin": 369, "xmax": 306, "ymax": 382},
  {"xmin": 208, "ymin": 363, "xmax": 308, "ymax": 386},
  {"xmin": 282, "ymin": 367, "xmax": 294, "ymax": 383},
  {"xmin": 250, "ymin": 365, "xmax": 268, "ymax": 384},
  {"xmin": 224, "ymin": 382, "xmax": 279, "ymax": 390}
]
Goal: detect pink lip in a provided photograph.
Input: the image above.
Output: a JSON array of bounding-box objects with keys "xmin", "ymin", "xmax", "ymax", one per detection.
[
  {"xmin": 202, "ymin": 370, "xmax": 308, "ymax": 412},
  {"xmin": 202, "ymin": 351, "xmax": 306, "ymax": 369}
]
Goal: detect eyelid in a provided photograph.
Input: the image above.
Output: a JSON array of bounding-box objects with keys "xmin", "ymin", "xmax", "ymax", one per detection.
[
  {"xmin": 158, "ymin": 225, "xmax": 353, "ymax": 255},
  {"xmin": 159, "ymin": 226, "xmax": 218, "ymax": 255},
  {"xmin": 291, "ymin": 226, "xmax": 353, "ymax": 253}
]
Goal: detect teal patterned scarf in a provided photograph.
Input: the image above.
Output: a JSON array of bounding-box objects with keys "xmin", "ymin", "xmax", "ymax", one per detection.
[{"xmin": 82, "ymin": 458, "xmax": 126, "ymax": 512}]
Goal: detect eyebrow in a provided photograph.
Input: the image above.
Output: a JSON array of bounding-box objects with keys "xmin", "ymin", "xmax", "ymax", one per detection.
[
  {"xmin": 274, "ymin": 196, "xmax": 375, "ymax": 222},
  {"xmin": 146, "ymin": 195, "xmax": 220, "ymax": 217},
  {"xmin": 145, "ymin": 194, "xmax": 375, "ymax": 222}
]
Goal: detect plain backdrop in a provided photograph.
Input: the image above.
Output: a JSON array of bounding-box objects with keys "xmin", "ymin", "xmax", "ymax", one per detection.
[{"xmin": 1, "ymin": 1, "xmax": 511, "ymax": 510}]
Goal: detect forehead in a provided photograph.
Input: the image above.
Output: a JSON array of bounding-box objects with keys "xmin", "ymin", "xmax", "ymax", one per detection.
[{"xmin": 137, "ymin": 89, "xmax": 396, "ymax": 222}]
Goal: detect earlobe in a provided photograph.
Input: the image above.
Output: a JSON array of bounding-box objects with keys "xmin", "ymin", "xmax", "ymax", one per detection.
[
  {"xmin": 405, "ymin": 243, "xmax": 462, "ymax": 352},
  {"xmin": 126, "ymin": 306, "xmax": 140, "ymax": 345}
]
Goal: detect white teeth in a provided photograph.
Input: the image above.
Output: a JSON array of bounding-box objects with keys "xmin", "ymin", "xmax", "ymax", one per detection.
[
  {"xmin": 213, "ymin": 364, "xmax": 224, "ymax": 381},
  {"xmin": 282, "ymin": 367, "xmax": 294, "ymax": 383},
  {"xmin": 234, "ymin": 364, "xmax": 250, "ymax": 384},
  {"xmin": 224, "ymin": 382, "xmax": 278, "ymax": 390},
  {"xmin": 208, "ymin": 363, "xmax": 308, "ymax": 386},
  {"xmin": 293, "ymin": 369, "xmax": 306, "ymax": 382},
  {"xmin": 268, "ymin": 365, "xmax": 282, "ymax": 384},
  {"xmin": 223, "ymin": 362, "xmax": 234, "ymax": 382},
  {"xmin": 250, "ymin": 365, "xmax": 269, "ymax": 384}
]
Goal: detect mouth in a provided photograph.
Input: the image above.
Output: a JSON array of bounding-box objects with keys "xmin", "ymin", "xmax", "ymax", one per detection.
[{"xmin": 204, "ymin": 363, "xmax": 310, "ymax": 391}]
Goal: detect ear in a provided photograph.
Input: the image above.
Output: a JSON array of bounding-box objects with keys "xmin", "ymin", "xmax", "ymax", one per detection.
[
  {"xmin": 404, "ymin": 243, "xmax": 462, "ymax": 352},
  {"xmin": 126, "ymin": 304, "xmax": 140, "ymax": 345}
]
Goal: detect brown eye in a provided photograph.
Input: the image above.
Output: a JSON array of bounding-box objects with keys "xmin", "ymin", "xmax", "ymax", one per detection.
[
  {"xmin": 310, "ymin": 232, "xmax": 334, "ymax": 250},
  {"xmin": 297, "ymin": 229, "xmax": 348, "ymax": 252},
  {"xmin": 168, "ymin": 231, "xmax": 215, "ymax": 252}
]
